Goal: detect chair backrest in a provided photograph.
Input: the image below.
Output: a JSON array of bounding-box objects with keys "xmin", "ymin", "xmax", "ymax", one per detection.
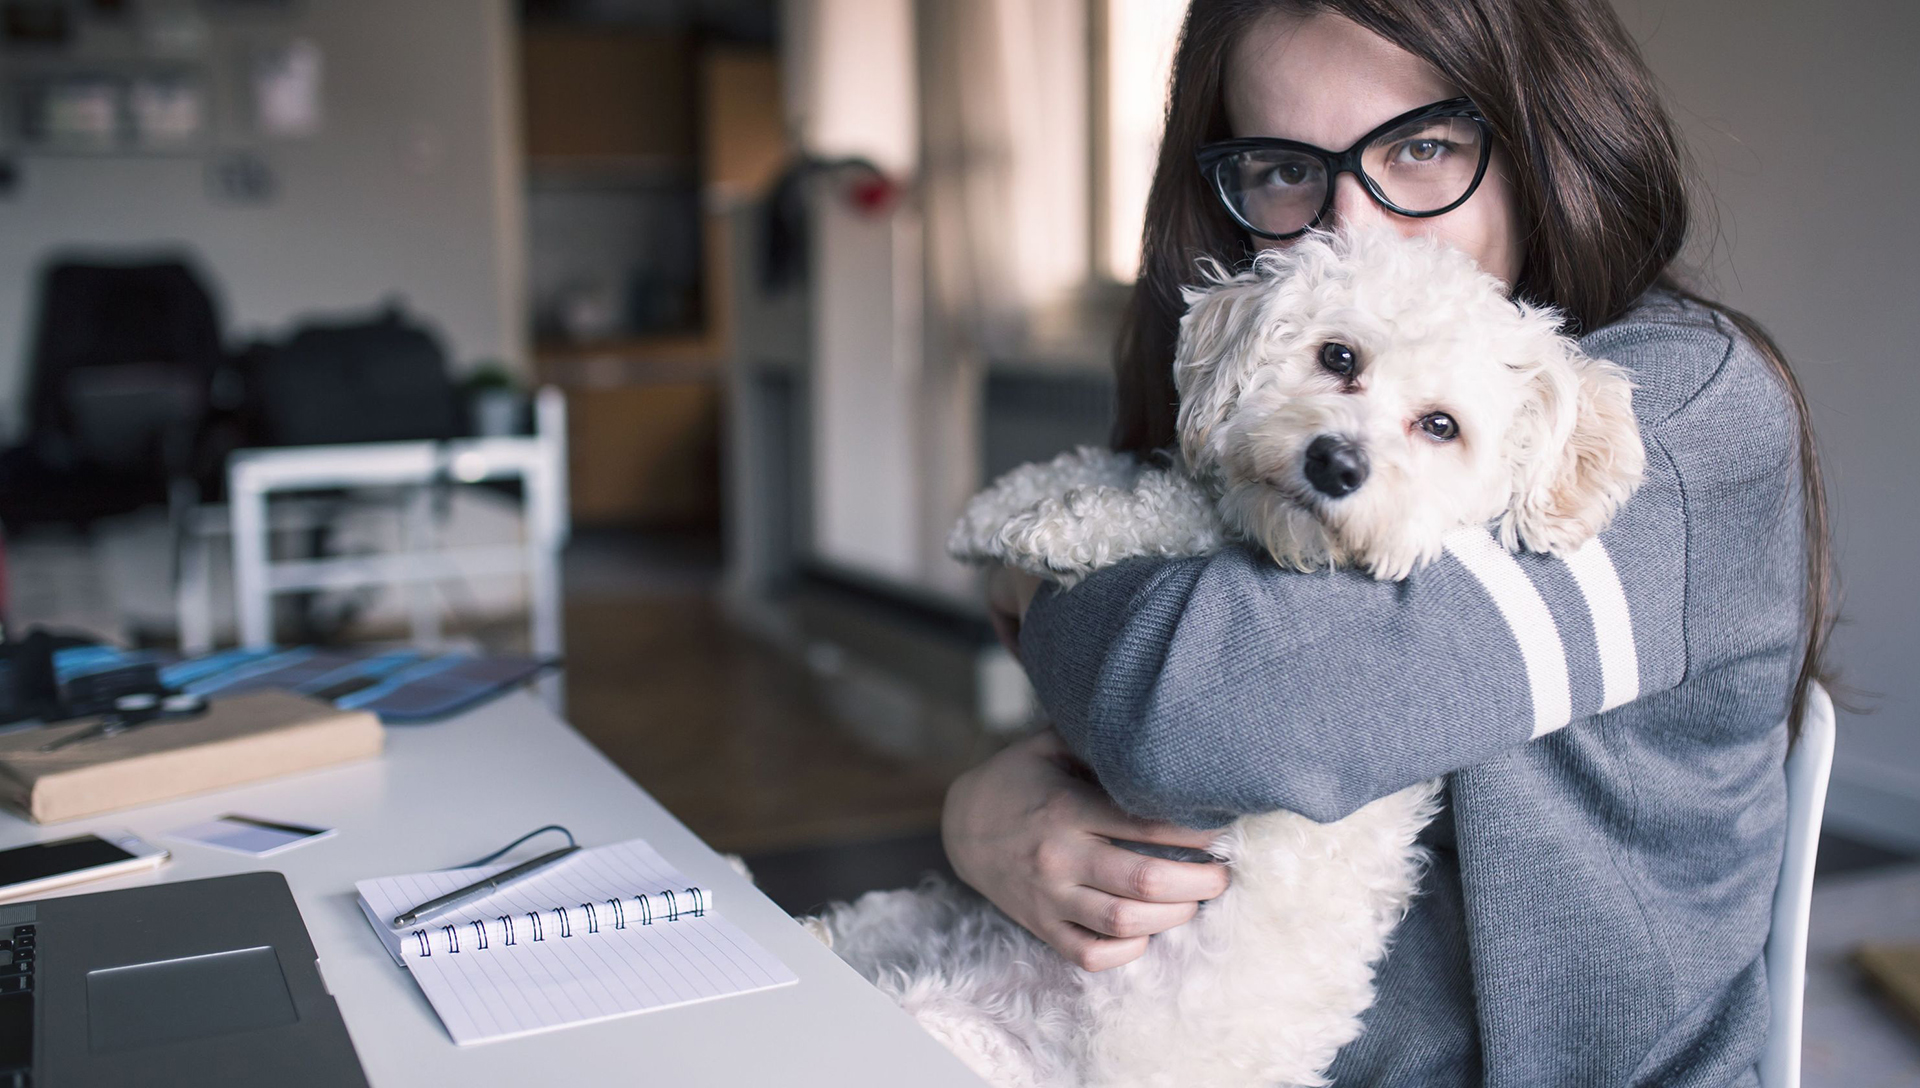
[
  {"xmin": 1757, "ymin": 682, "xmax": 1836, "ymax": 1088},
  {"xmin": 26, "ymin": 259, "xmax": 223, "ymax": 476}
]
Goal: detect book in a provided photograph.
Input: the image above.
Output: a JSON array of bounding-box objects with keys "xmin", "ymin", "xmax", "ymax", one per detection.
[
  {"xmin": 355, "ymin": 837, "xmax": 796, "ymax": 1045},
  {"xmin": 0, "ymin": 690, "xmax": 382, "ymax": 823}
]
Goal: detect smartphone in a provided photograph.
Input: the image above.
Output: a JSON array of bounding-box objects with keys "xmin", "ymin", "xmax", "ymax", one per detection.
[{"xmin": 0, "ymin": 830, "xmax": 170, "ymax": 901}]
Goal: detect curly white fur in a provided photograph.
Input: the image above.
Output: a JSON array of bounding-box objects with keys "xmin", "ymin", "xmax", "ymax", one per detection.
[
  {"xmin": 945, "ymin": 448, "xmax": 1224, "ymax": 589},
  {"xmin": 820, "ymin": 229, "xmax": 1644, "ymax": 1088}
]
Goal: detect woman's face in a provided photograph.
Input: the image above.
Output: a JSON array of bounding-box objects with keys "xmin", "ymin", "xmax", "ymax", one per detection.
[{"xmin": 1224, "ymin": 11, "xmax": 1524, "ymax": 285}]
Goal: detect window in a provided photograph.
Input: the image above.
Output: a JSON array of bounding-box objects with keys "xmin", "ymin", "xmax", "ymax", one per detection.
[{"xmin": 1095, "ymin": 0, "xmax": 1186, "ymax": 283}]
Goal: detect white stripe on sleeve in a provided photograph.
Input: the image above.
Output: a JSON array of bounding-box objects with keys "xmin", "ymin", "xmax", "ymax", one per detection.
[
  {"xmin": 1443, "ymin": 527, "xmax": 1572, "ymax": 738},
  {"xmin": 1563, "ymin": 538, "xmax": 1640, "ymax": 712}
]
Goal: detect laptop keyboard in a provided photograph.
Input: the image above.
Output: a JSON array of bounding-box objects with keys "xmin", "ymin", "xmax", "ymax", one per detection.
[{"xmin": 0, "ymin": 925, "xmax": 33, "ymax": 1087}]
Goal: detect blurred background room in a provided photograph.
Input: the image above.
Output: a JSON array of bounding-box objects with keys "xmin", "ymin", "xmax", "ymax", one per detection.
[{"xmin": 0, "ymin": 1, "xmax": 1915, "ymax": 1081}]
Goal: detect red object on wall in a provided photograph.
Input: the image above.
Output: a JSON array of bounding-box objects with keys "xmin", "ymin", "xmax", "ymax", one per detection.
[{"xmin": 847, "ymin": 173, "xmax": 898, "ymax": 216}]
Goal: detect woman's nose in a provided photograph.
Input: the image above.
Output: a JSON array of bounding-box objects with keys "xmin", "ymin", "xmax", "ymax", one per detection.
[{"xmin": 1326, "ymin": 173, "xmax": 1390, "ymax": 232}]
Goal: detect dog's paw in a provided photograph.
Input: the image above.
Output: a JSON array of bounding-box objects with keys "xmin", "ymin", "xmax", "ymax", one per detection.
[
  {"xmin": 948, "ymin": 447, "xmax": 1145, "ymax": 566},
  {"xmin": 951, "ymin": 451, "xmax": 1228, "ymax": 590}
]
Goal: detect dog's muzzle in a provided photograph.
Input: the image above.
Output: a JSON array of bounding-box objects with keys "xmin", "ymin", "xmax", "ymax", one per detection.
[{"xmin": 1303, "ymin": 435, "xmax": 1369, "ymax": 498}]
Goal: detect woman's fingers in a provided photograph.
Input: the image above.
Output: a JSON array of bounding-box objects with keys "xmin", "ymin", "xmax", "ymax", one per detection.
[
  {"xmin": 1033, "ymin": 763, "xmax": 1233, "ymax": 907},
  {"xmin": 1077, "ymin": 840, "xmax": 1230, "ymax": 904},
  {"xmin": 1108, "ymin": 803, "xmax": 1231, "ymax": 851},
  {"xmin": 940, "ymin": 727, "xmax": 1230, "ymax": 973},
  {"xmin": 1025, "ymin": 728, "xmax": 1071, "ymax": 757},
  {"xmin": 1061, "ymin": 885, "xmax": 1201, "ymax": 939},
  {"xmin": 1053, "ymin": 774, "xmax": 1227, "ymax": 853},
  {"xmin": 1042, "ymin": 923, "xmax": 1150, "ymax": 973}
]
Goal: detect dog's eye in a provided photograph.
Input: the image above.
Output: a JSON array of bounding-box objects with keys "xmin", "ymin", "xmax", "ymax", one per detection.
[
  {"xmin": 1417, "ymin": 412, "xmax": 1460, "ymax": 441},
  {"xmin": 1318, "ymin": 342, "xmax": 1357, "ymax": 377}
]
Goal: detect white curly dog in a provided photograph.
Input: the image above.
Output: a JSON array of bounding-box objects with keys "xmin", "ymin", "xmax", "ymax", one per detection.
[{"xmin": 812, "ymin": 229, "xmax": 1646, "ymax": 1088}]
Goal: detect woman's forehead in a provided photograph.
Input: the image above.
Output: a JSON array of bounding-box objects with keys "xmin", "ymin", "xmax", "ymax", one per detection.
[{"xmin": 1224, "ymin": 11, "xmax": 1460, "ymax": 146}]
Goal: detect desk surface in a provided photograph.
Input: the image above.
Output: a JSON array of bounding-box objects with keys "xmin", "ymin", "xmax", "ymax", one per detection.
[{"xmin": 0, "ymin": 692, "xmax": 985, "ymax": 1087}]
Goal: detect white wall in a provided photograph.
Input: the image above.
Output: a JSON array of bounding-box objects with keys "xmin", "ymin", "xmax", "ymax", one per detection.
[
  {"xmin": 1614, "ymin": 0, "xmax": 1920, "ymax": 848},
  {"xmin": 783, "ymin": 0, "xmax": 919, "ymax": 175},
  {"xmin": 782, "ymin": 0, "xmax": 935, "ymax": 584},
  {"xmin": 0, "ymin": 0, "xmax": 525, "ymax": 442}
]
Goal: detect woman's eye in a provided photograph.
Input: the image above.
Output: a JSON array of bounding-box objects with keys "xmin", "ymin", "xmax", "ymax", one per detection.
[
  {"xmin": 1394, "ymin": 139, "xmax": 1448, "ymax": 164},
  {"xmin": 1264, "ymin": 162, "xmax": 1311, "ymax": 187},
  {"xmin": 1318, "ymin": 341, "xmax": 1357, "ymax": 377},
  {"xmin": 1417, "ymin": 412, "xmax": 1460, "ymax": 441}
]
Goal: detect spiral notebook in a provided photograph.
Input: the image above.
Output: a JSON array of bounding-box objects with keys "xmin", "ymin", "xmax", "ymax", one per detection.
[{"xmin": 355, "ymin": 837, "xmax": 796, "ymax": 1045}]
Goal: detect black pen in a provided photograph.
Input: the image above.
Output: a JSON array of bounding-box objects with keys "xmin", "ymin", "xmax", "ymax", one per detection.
[{"xmin": 392, "ymin": 845, "xmax": 581, "ymax": 928}]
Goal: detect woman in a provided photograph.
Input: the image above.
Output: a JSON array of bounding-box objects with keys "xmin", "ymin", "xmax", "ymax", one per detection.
[{"xmin": 943, "ymin": 1, "xmax": 1832, "ymax": 1084}]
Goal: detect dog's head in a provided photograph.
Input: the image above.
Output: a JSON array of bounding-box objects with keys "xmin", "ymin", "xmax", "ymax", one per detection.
[{"xmin": 1174, "ymin": 228, "xmax": 1644, "ymax": 580}]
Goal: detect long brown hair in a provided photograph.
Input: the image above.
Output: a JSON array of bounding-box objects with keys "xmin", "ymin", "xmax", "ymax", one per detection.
[{"xmin": 1115, "ymin": 0, "xmax": 1833, "ymax": 734}]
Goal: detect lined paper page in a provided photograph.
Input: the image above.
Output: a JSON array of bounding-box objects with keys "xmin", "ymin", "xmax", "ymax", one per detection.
[{"xmin": 356, "ymin": 838, "xmax": 796, "ymax": 1045}]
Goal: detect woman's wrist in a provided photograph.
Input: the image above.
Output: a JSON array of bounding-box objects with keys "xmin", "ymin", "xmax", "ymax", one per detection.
[{"xmin": 940, "ymin": 730, "xmax": 1232, "ymax": 972}]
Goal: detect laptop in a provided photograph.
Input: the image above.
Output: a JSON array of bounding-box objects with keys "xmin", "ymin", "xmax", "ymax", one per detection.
[{"xmin": 0, "ymin": 871, "xmax": 369, "ymax": 1087}]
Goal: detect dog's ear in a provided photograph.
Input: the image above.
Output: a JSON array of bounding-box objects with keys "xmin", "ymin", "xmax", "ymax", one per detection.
[
  {"xmin": 1174, "ymin": 260, "xmax": 1271, "ymax": 471},
  {"xmin": 1500, "ymin": 325, "xmax": 1645, "ymax": 555}
]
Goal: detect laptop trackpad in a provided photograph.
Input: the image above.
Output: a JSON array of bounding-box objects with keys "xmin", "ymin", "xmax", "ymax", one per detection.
[{"xmin": 87, "ymin": 945, "xmax": 300, "ymax": 1053}]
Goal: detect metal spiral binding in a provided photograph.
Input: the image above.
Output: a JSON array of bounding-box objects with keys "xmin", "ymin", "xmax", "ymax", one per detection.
[{"xmin": 407, "ymin": 887, "xmax": 709, "ymax": 956}]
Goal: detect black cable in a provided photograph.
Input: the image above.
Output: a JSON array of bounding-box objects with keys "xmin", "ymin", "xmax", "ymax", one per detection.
[{"xmin": 447, "ymin": 824, "xmax": 575, "ymax": 870}]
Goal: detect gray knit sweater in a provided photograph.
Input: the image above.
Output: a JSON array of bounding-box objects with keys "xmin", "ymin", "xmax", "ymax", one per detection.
[{"xmin": 1018, "ymin": 289, "xmax": 1803, "ymax": 1087}]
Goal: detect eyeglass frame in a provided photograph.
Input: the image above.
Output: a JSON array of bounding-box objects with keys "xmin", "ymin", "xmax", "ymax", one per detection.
[{"xmin": 1195, "ymin": 97, "xmax": 1494, "ymax": 241}]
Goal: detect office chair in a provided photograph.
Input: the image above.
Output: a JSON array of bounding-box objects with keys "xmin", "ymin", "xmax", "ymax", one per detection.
[
  {"xmin": 0, "ymin": 257, "xmax": 232, "ymax": 530},
  {"xmin": 1757, "ymin": 682, "xmax": 1837, "ymax": 1088}
]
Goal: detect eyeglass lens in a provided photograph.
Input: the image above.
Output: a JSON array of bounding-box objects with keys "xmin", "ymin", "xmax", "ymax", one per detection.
[{"xmin": 1217, "ymin": 114, "xmax": 1486, "ymax": 237}]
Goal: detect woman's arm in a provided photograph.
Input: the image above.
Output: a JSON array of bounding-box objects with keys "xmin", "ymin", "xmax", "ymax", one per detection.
[{"xmin": 1019, "ymin": 483, "xmax": 1686, "ymax": 827}]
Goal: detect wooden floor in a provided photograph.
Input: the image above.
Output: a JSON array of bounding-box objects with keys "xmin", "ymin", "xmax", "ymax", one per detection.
[{"xmin": 560, "ymin": 536, "xmax": 978, "ymax": 858}]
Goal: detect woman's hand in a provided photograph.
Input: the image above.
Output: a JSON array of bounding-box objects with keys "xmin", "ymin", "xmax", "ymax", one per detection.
[
  {"xmin": 984, "ymin": 566, "xmax": 1043, "ymax": 659},
  {"xmin": 942, "ymin": 730, "xmax": 1231, "ymax": 972}
]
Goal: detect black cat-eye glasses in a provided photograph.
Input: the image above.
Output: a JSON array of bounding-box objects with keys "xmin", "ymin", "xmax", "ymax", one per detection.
[{"xmin": 1196, "ymin": 97, "xmax": 1494, "ymax": 240}]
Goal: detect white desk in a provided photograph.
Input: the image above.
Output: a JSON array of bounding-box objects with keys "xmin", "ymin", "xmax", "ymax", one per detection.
[{"xmin": 0, "ymin": 692, "xmax": 985, "ymax": 1087}]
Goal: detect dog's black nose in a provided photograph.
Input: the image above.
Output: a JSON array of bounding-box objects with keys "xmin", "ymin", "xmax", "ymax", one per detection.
[{"xmin": 1304, "ymin": 436, "xmax": 1369, "ymax": 497}]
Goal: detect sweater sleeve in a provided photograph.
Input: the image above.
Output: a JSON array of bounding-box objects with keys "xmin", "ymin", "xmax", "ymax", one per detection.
[{"xmin": 1017, "ymin": 313, "xmax": 1776, "ymax": 828}]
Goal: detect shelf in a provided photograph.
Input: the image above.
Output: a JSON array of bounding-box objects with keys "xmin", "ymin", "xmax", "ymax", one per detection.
[
  {"xmin": 534, "ymin": 333, "xmax": 724, "ymax": 388},
  {"xmin": 520, "ymin": 28, "xmax": 694, "ymax": 162},
  {"xmin": 526, "ymin": 155, "xmax": 696, "ymax": 189}
]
